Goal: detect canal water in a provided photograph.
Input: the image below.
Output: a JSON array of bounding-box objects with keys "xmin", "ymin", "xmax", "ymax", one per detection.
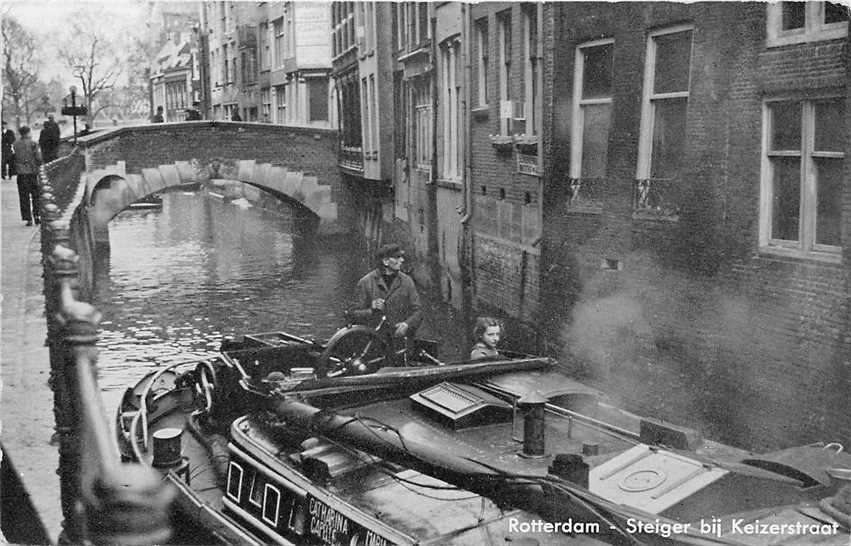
[{"xmin": 92, "ymin": 190, "xmax": 469, "ymax": 415}]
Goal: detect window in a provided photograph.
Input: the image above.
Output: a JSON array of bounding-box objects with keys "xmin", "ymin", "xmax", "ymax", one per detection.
[
  {"xmin": 365, "ymin": 2, "xmax": 375, "ymax": 52},
  {"xmin": 248, "ymin": 473, "xmax": 263, "ymax": 507},
  {"xmin": 760, "ymin": 98, "xmax": 844, "ymax": 259},
  {"xmin": 308, "ymin": 78, "xmax": 329, "ymax": 122},
  {"xmin": 332, "ymin": 2, "xmax": 355, "ymax": 57},
  {"xmin": 417, "ymin": 3, "xmax": 429, "ymax": 44},
  {"xmin": 767, "ymin": 2, "xmax": 848, "ymax": 46},
  {"xmin": 395, "ymin": 2, "xmax": 407, "ymax": 50},
  {"xmin": 475, "ymin": 18, "xmax": 489, "ymax": 107},
  {"xmin": 259, "ymin": 23, "xmax": 270, "ymax": 70},
  {"xmin": 285, "ymin": 6, "xmax": 294, "ymax": 58},
  {"xmin": 275, "ymin": 85, "xmax": 286, "ymax": 123},
  {"xmin": 368, "ymin": 75, "xmax": 377, "ymax": 153},
  {"xmin": 361, "ymin": 77, "xmax": 371, "ymax": 153},
  {"xmin": 261, "ymin": 89, "xmax": 271, "ymax": 122},
  {"xmin": 412, "ymin": 78, "xmax": 432, "ymax": 170},
  {"xmin": 637, "ymin": 26, "xmax": 693, "ymax": 180},
  {"xmin": 522, "ymin": 5, "xmax": 538, "ymax": 137},
  {"xmin": 274, "ymin": 18, "xmax": 284, "ymax": 68},
  {"xmin": 497, "ymin": 10, "xmax": 512, "ymax": 135},
  {"xmin": 226, "ymin": 463, "xmax": 243, "ymax": 501},
  {"xmin": 571, "ymin": 39, "xmax": 614, "ymax": 180},
  {"xmin": 223, "ymin": 45, "xmax": 229, "ymax": 85},
  {"xmin": 497, "ymin": 11, "xmax": 511, "ymax": 103},
  {"xmin": 262, "ymin": 484, "xmax": 280, "ymax": 526},
  {"xmin": 441, "ymin": 40, "xmax": 461, "ymax": 179}
]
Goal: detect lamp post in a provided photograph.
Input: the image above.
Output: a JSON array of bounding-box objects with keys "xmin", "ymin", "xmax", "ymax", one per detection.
[{"xmin": 61, "ymin": 86, "xmax": 87, "ymax": 146}]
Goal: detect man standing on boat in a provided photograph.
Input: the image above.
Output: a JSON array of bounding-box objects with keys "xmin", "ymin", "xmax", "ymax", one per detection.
[{"xmin": 351, "ymin": 243, "xmax": 423, "ymax": 342}]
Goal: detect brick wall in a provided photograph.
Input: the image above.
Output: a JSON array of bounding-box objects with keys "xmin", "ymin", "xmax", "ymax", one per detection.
[
  {"xmin": 468, "ymin": 3, "xmax": 544, "ymax": 324},
  {"xmin": 543, "ymin": 2, "xmax": 850, "ymax": 450}
]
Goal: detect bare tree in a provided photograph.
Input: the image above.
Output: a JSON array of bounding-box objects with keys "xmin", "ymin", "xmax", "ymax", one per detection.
[
  {"xmin": 58, "ymin": 15, "xmax": 125, "ymax": 126},
  {"xmin": 2, "ymin": 15, "xmax": 40, "ymax": 127}
]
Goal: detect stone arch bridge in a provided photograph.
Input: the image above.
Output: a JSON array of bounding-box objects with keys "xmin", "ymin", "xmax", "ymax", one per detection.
[{"xmin": 76, "ymin": 122, "xmax": 345, "ymax": 247}]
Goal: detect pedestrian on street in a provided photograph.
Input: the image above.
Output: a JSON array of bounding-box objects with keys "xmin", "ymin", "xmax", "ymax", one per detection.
[
  {"xmin": 152, "ymin": 106, "xmax": 164, "ymax": 123},
  {"xmin": 12, "ymin": 126, "xmax": 41, "ymax": 226},
  {"xmin": 38, "ymin": 114, "xmax": 60, "ymax": 162},
  {"xmin": 350, "ymin": 243, "xmax": 423, "ymax": 340},
  {"xmin": 231, "ymin": 110, "xmax": 242, "ymax": 122},
  {"xmin": 2, "ymin": 121, "xmax": 15, "ymax": 179}
]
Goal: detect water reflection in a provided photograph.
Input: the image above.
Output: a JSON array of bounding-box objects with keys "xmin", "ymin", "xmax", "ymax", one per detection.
[{"xmin": 92, "ymin": 192, "xmax": 366, "ymax": 411}]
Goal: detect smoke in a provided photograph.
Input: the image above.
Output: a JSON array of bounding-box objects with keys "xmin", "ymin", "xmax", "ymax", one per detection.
[{"xmin": 559, "ymin": 249, "xmax": 847, "ymax": 451}]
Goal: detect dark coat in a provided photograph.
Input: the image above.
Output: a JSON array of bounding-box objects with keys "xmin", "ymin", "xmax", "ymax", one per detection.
[
  {"xmin": 2, "ymin": 129, "xmax": 15, "ymax": 152},
  {"xmin": 12, "ymin": 137, "xmax": 41, "ymax": 174},
  {"xmin": 39, "ymin": 120, "xmax": 60, "ymax": 149},
  {"xmin": 469, "ymin": 342, "xmax": 499, "ymax": 360},
  {"xmin": 351, "ymin": 269, "xmax": 423, "ymax": 332}
]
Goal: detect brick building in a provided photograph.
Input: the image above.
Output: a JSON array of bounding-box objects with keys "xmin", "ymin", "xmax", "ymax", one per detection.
[
  {"xmin": 541, "ymin": 2, "xmax": 850, "ymax": 447},
  {"xmin": 466, "ymin": 2, "xmax": 545, "ymax": 331}
]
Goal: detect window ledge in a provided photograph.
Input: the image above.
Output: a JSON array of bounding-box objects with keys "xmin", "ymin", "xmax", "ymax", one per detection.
[
  {"xmin": 472, "ymin": 105, "xmax": 489, "ymax": 119},
  {"xmin": 758, "ymin": 246, "xmax": 842, "ymax": 265},
  {"xmin": 766, "ymin": 28, "xmax": 847, "ymax": 48},
  {"xmin": 489, "ymin": 134, "xmax": 514, "ymax": 153},
  {"xmin": 436, "ymin": 178, "xmax": 462, "ymax": 190}
]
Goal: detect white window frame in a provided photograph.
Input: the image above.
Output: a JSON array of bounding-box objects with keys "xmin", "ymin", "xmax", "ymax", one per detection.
[
  {"xmin": 413, "ymin": 80, "xmax": 432, "ymax": 171},
  {"xmin": 248, "ymin": 472, "xmax": 263, "ymax": 507},
  {"xmin": 498, "ymin": 11, "xmax": 511, "ymax": 104},
  {"xmin": 759, "ymin": 97, "xmax": 844, "ymax": 261},
  {"xmin": 475, "ymin": 18, "xmax": 489, "ymax": 108},
  {"xmin": 262, "ymin": 484, "xmax": 281, "ymax": 526},
  {"xmin": 226, "ymin": 462, "xmax": 243, "ymax": 502},
  {"xmin": 274, "ymin": 18, "xmax": 285, "ymax": 69},
  {"xmin": 369, "ymin": 75, "xmax": 377, "ymax": 156},
  {"xmin": 441, "ymin": 39, "xmax": 461, "ymax": 180},
  {"xmin": 766, "ymin": 2, "xmax": 848, "ymax": 47},
  {"xmin": 636, "ymin": 25, "xmax": 694, "ymax": 181},
  {"xmin": 361, "ymin": 77, "xmax": 371, "ymax": 154},
  {"xmin": 275, "ymin": 85, "xmax": 286, "ymax": 124},
  {"xmin": 523, "ymin": 5, "xmax": 538, "ymax": 137},
  {"xmin": 570, "ymin": 38, "xmax": 614, "ymax": 180}
]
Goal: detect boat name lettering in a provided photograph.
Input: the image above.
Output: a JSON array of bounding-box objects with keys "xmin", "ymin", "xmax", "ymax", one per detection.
[
  {"xmin": 307, "ymin": 497, "xmax": 390, "ymax": 546},
  {"xmin": 309, "ymin": 497, "xmax": 349, "ymax": 545}
]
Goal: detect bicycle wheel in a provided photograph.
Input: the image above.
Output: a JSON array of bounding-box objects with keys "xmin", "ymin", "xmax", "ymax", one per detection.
[{"xmin": 315, "ymin": 326, "xmax": 390, "ymax": 379}]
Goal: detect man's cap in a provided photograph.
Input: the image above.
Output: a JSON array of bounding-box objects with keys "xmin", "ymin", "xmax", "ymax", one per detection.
[{"xmin": 377, "ymin": 243, "xmax": 404, "ymax": 259}]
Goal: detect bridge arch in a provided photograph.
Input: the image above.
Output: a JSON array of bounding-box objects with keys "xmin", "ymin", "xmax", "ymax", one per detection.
[{"xmin": 77, "ymin": 122, "xmax": 346, "ymax": 247}]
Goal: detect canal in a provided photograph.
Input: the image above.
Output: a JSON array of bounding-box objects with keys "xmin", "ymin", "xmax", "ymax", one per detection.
[
  {"xmin": 91, "ymin": 189, "xmax": 844, "ymax": 453},
  {"xmin": 92, "ymin": 189, "xmax": 470, "ymax": 415}
]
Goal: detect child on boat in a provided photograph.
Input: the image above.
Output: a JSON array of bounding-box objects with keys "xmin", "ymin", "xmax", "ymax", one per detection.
[{"xmin": 469, "ymin": 317, "xmax": 503, "ymax": 360}]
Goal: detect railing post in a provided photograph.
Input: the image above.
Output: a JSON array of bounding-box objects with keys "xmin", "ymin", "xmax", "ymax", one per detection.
[
  {"xmin": 48, "ymin": 243, "xmax": 174, "ymax": 544},
  {"xmin": 47, "ymin": 244, "xmax": 86, "ymax": 544}
]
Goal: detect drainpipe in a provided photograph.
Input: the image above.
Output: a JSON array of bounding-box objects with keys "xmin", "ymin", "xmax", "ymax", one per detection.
[
  {"xmin": 461, "ymin": 4, "xmax": 473, "ymax": 226},
  {"xmin": 460, "ymin": 4, "xmax": 474, "ymax": 324},
  {"xmin": 427, "ymin": 9, "xmax": 440, "ymax": 290},
  {"xmin": 535, "ymin": 3, "xmax": 545, "ymax": 353}
]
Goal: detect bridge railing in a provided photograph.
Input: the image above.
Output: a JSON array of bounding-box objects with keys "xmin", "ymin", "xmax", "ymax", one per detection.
[{"xmin": 39, "ymin": 154, "xmax": 175, "ymax": 544}]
